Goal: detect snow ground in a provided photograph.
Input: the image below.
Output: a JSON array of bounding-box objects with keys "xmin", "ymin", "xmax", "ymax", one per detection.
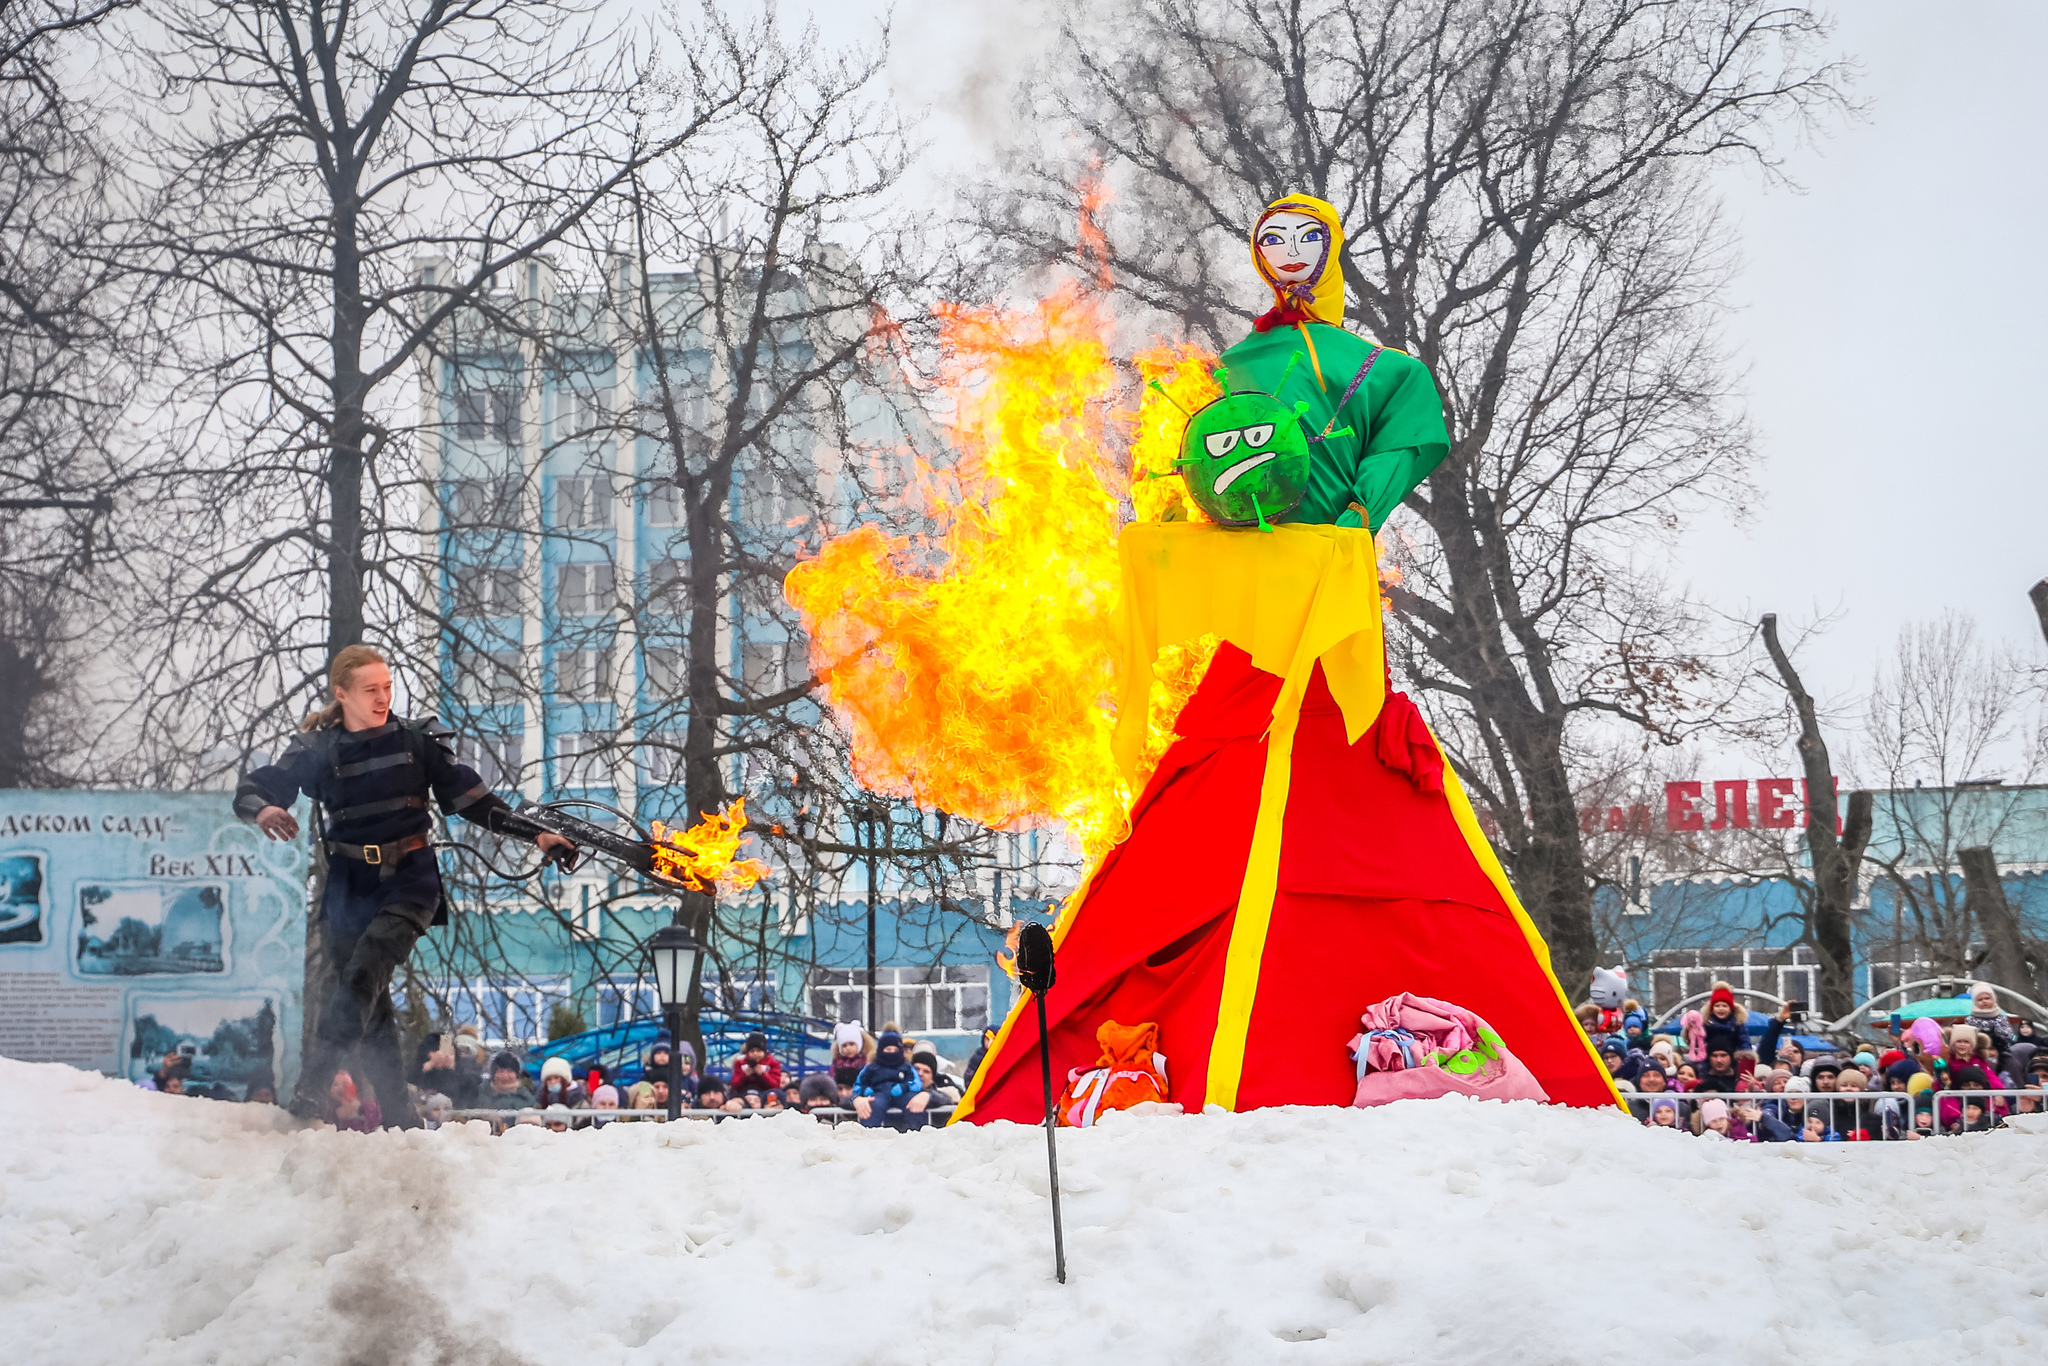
[{"xmin": 4, "ymin": 1057, "xmax": 2046, "ymax": 1366}]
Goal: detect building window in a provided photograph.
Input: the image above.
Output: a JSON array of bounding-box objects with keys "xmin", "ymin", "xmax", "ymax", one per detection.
[
  {"xmin": 555, "ymin": 732, "xmax": 609, "ymax": 789},
  {"xmin": 702, "ymin": 966, "xmax": 777, "ymax": 1014},
  {"xmin": 637, "ymin": 733, "xmax": 684, "ymax": 785},
  {"xmin": 647, "ymin": 557, "xmax": 689, "ymax": 612},
  {"xmin": 457, "ymin": 733, "xmax": 523, "ymax": 789},
  {"xmin": 553, "ymin": 476, "xmax": 612, "ymax": 529},
  {"xmin": 453, "ymin": 386, "xmax": 520, "ymax": 445},
  {"xmin": 596, "ymin": 980, "xmax": 659, "ymax": 1028},
  {"xmin": 556, "ymin": 562, "xmax": 614, "ymax": 616},
  {"xmin": 554, "ymin": 648, "xmax": 612, "ymax": 702},
  {"xmin": 646, "ymin": 482, "xmax": 682, "ymax": 527},
  {"xmin": 554, "ymin": 385, "xmax": 611, "ymax": 443},
  {"xmin": 741, "ymin": 639, "xmax": 792, "ymax": 695},
  {"xmin": 644, "ymin": 645, "xmax": 685, "ymax": 697},
  {"xmin": 446, "ymin": 477, "xmax": 518, "ymax": 526},
  {"xmin": 398, "ymin": 977, "xmax": 567, "ymax": 1047},
  {"xmin": 807, "ymin": 965, "xmax": 990, "ymax": 1033},
  {"xmin": 453, "ymin": 650, "xmax": 522, "ymax": 707},
  {"xmin": 452, "ymin": 564, "xmax": 522, "ymax": 619}
]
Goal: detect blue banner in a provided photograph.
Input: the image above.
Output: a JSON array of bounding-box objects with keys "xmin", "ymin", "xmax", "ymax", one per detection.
[{"xmin": 0, "ymin": 792, "xmax": 307, "ymax": 1099}]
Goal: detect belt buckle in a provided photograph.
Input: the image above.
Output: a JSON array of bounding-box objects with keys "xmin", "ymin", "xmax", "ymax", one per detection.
[{"xmin": 363, "ymin": 844, "xmax": 382, "ymax": 865}]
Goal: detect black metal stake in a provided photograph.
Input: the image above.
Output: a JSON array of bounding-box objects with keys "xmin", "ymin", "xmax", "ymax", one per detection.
[
  {"xmin": 664, "ymin": 1003, "xmax": 683, "ymax": 1123},
  {"xmin": 1035, "ymin": 988, "xmax": 1067, "ymax": 1284},
  {"xmin": 1014, "ymin": 921, "xmax": 1065, "ymax": 1284}
]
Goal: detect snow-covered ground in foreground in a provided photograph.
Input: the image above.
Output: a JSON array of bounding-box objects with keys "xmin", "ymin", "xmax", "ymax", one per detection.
[{"xmin": 5, "ymin": 1058, "xmax": 2047, "ymax": 1366}]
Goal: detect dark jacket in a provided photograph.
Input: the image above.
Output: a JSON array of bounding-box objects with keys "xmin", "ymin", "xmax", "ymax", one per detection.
[
  {"xmin": 234, "ymin": 715, "xmax": 545, "ymax": 937},
  {"xmin": 854, "ymin": 1059, "xmax": 923, "ymax": 1108},
  {"xmin": 1702, "ymin": 1009, "xmax": 1749, "ymax": 1059},
  {"xmin": 1747, "ymin": 1109, "xmax": 1798, "ymax": 1142}
]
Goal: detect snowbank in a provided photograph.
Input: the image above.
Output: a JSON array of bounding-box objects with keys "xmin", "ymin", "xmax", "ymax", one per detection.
[{"xmin": 4, "ymin": 1057, "xmax": 2046, "ymax": 1365}]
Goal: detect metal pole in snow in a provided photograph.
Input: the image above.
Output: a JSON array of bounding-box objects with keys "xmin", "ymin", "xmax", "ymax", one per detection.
[
  {"xmin": 1036, "ymin": 989, "xmax": 1067, "ymax": 1284},
  {"xmin": 1015, "ymin": 921, "xmax": 1065, "ymax": 1284}
]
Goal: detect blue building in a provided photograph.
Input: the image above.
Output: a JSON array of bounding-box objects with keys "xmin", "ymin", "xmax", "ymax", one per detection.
[
  {"xmin": 1598, "ymin": 782, "xmax": 2048, "ymax": 1021},
  {"xmin": 400, "ymin": 251, "xmax": 1071, "ymax": 1068}
]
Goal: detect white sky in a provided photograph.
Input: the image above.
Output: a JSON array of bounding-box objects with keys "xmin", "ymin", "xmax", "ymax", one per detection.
[{"xmin": 787, "ymin": 0, "xmax": 2048, "ymax": 726}]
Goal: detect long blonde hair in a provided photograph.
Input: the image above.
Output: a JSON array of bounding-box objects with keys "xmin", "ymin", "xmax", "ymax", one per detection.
[{"xmin": 301, "ymin": 644, "xmax": 388, "ymax": 731}]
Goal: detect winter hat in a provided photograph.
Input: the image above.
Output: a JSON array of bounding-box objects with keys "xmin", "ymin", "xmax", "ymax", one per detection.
[
  {"xmin": 1808, "ymin": 1058, "xmax": 1841, "ymax": 1080},
  {"xmin": 1600, "ymin": 1036, "xmax": 1628, "ymax": 1057},
  {"xmin": 1949, "ymin": 1024, "xmax": 1979, "ymax": 1059},
  {"xmin": 1699, "ymin": 1098, "xmax": 1729, "ymax": 1125},
  {"xmin": 1853, "ymin": 1051, "xmax": 1877, "ymax": 1070},
  {"xmin": 912, "ymin": 1050, "xmax": 941, "ymax": 1072},
  {"xmin": 1970, "ymin": 981, "xmax": 1999, "ymax": 1010},
  {"xmin": 1709, "ymin": 986, "xmax": 1736, "ymax": 1010},
  {"xmin": 1877, "ymin": 1049, "xmax": 1906, "ymax": 1072},
  {"xmin": 591, "ymin": 1085, "xmax": 620, "ymax": 1108},
  {"xmin": 798, "ymin": 1073, "xmax": 839, "ymax": 1106},
  {"xmin": 540, "ymin": 1056, "xmax": 574, "ymax": 1083},
  {"xmin": 877, "ymin": 1030, "xmax": 905, "ymax": 1063},
  {"xmin": 1783, "ymin": 1076, "xmax": 1812, "ymax": 1093},
  {"xmin": 491, "ymin": 1050, "xmax": 522, "ymax": 1075},
  {"xmin": 833, "ymin": 1021, "xmax": 865, "ymax": 1050},
  {"xmin": 1885, "ymin": 1058, "xmax": 1922, "ymax": 1087},
  {"xmin": 1951, "ymin": 1065, "xmax": 1992, "ymax": 1090},
  {"xmin": 1638, "ymin": 1062, "xmax": 1667, "ymax": 1082},
  {"xmin": 744, "ymin": 1031, "xmax": 770, "ymax": 1052},
  {"xmin": 653, "ymin": 1030, "xmax": 674, "ymax": 1046},
  {"xmin": 1648, "ymin": 1096, "xmax": 1680, "ymax": 1118}
]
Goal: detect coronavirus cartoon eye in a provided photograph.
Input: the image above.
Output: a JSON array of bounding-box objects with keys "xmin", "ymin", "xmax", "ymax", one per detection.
[
  {"xmin": 1242, "ymin": 423, "xmax": 1275, "ymax": 448},
  {"xmin": 1204, "ymin": 429, "xmax": 1241, "ymax": 458}
]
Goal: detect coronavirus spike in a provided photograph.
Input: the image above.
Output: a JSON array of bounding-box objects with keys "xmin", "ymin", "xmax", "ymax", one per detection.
[
  {"xmin": 1274, "ymin": 350, "xmax": 1303, "ymax": 391},
  {"xmin": 1147, "ymin": 379, "xmax": 1193, "ymax": 417},
  {"xmin": 1213, "ymin": 366, "xmax": 1233, "ymax": 396}
]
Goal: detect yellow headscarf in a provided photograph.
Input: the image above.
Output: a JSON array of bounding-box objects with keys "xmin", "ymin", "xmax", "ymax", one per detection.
[{"xmin": 1251, "ymin": 193, "xmax": 1346, "ymax": 326}]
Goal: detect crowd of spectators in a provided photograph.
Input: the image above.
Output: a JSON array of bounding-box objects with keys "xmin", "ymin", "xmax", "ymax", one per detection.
[
  {"xmin": 1602, "ymin": 980, "xmax": 2046, "ymax": 1141},
  {"xmin": 379, "ymin": 1020, "xmax": 986, "ymax": 1134}
]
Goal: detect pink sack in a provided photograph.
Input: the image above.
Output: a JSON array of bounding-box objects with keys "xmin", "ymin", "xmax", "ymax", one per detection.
[{"xmin": 1346, "ymin": 992, "xmax": 1551, "ymax": 1107}]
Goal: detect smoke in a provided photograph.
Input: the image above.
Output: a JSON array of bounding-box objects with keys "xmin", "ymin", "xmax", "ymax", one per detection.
[{"xmin": 316, "ymin": 1135, "xmax": 537, "ymax": 1366}]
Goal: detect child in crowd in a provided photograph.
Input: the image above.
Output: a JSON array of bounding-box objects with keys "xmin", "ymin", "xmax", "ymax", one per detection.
[
  {"xmin": 1646, "ymin": 1096, "xmax": 1682, "ymax": 1129},
  {"xmin": 832, "ymin": 1021, "xmax": 871, "ymax": 1090},
  {"xmin": 731, "ymin": 1032, "xmax": 783, "ymax": 1097},
  {"xmin": 1697, "ymin": 1097, "xmax": 1733, "ymax": 1140},
  {"xmin": 798, "ymin": 1074, "xmax": 840, "ymax": 1113},
  {"xmin": 1966, "ymin": 983, "xmax": 2016, "ymax": 1055},
  {"xmin": 326, "ymin": 1070, "xmax": 381, "ymax": 1133},
  {"xmin": 420, "ymin": 1092, "xmax": 453, "ymax": 1129},
  {"xmin": 589, "ymin": 1084, "xmax": 620, "ymax": 1125},
  {"xmin": 536, "ymin": 1056, "xmax": 587, "ymax": 1109},
  {"xmin": 853, "ymin": 1030, "xmax": 930, "ymax": 1130},
  {"xmin": 1701, "ymin": 984, "xmax": 1748, "ymax": 1058},
  {"xmin": 1799, "ymin": 1111, "xmax": 1838, "ymax": 1143}
]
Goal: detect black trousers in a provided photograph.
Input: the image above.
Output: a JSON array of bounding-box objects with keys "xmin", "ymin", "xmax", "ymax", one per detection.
[{"xmin": 299, "ymin": 901, "xmax": 429, "ymax": 1129}]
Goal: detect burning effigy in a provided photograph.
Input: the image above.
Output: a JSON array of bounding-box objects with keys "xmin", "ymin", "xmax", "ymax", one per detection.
[{"xmin": 787, "ymin": 191, "xmax": 1619, "ymax": 1119}]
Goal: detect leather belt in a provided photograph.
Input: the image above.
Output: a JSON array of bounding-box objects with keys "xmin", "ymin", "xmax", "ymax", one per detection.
[{"xmin": 325, "ymin": 832, "xmax": 433, "ymax": 866}]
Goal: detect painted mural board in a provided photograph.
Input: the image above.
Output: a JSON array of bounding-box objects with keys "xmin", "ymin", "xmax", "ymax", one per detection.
[{"xmin": 0, "ymin": 793, "xmax": 307, "ymax": 1098}]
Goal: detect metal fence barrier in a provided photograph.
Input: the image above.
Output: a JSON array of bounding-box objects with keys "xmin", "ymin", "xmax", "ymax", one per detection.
[
  {"xmin": 439, "ymin": 1104, "xmax": 961, "ymax": 1128},
  {"xmin": 1624, "ymin": 1087, "xmax": 2045, "ymax": 1139}
]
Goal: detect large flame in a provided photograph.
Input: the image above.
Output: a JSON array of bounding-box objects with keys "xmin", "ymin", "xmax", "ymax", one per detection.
[
  {"xmin": 784, "ymin": 206, "xmax": 1226, "ymax": 865},
  {"xmin": 649, "ymin": 799, "xmax": 770, "ymax": 893}
]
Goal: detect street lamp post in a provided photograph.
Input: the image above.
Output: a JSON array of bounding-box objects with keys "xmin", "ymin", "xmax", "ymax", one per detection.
[
  {"xmin": 647, "ymin": 923, "xmax": 703, "ymax": 1123},
  {"xmin": 855, "ymin": 805, "xmax": 881, "ymax": 1029}
]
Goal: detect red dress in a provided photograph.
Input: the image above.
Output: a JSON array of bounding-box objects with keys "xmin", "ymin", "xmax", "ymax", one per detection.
[{"xmin": 957, "ymin": 642, "xmax": 1619, "ymax": 1121}]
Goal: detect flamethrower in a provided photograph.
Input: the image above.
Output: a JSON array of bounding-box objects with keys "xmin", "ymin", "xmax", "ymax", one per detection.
[{"xmin": 441, "ymin": 796, "xmax": 769, "ymax": 894}]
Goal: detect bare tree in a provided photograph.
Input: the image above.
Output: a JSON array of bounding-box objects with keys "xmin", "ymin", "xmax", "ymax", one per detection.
[
  {"xmin": 103, "ymin": 0, "xmax": 737, "ymax": 776},
  {"xmin": 969, "ymin": 0, "xmax": 1847, "ymax": 990},
  {"xmin": 1859, "ymin": 611, "xmax": 2047, "ymax": 986},
  {"xmin": 393, "ymin": 9, "xmax": 1022, "ymax": 1059},
  {"xmin": 0, "ymin": 1, "xmax": 143, "ymax": 783}
]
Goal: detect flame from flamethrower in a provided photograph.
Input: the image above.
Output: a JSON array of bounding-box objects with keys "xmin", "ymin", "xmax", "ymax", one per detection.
[{"xmin": 649, "ymin": 799, "xmax": 770, "ymax": 894}]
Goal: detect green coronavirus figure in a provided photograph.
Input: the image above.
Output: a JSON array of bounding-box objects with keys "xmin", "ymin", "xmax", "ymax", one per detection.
[{"xmin": 1153, "ymin": 353, "xmax": 1345, "ymax": 529}]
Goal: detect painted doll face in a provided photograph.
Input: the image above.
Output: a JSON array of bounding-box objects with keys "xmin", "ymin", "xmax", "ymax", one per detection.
[
  {"xmin": 1256, "ymin": 211, "xmax": 1329, "ymax": 283},
  {"xmin": 1178, "ymin": 390, "xmax": 1310, "ymax": 527}
]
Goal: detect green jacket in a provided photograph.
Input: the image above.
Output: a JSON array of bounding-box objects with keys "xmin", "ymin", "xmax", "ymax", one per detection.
[{"xmin": 1217, "ymin": 322, "xmax": 1449, "ymax": 531}]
